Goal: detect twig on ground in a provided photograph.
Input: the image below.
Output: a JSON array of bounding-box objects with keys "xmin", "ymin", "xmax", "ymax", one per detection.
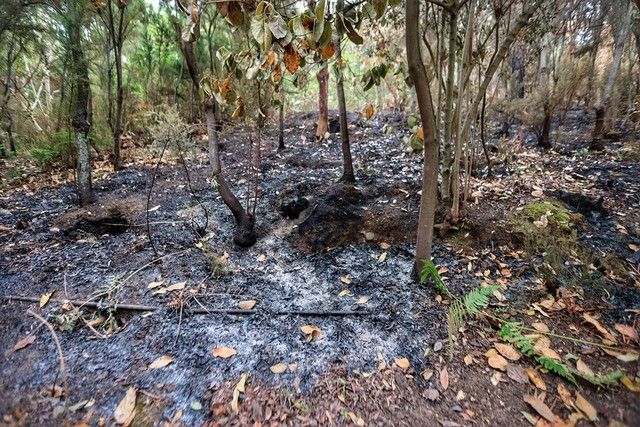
[
  {"xmin": 7, "ymin": 296, "xmax": 373, "ymax": 317},
  {"xmin": 26, "ymin": 309, "xmax": 69, "ymax": 411}
]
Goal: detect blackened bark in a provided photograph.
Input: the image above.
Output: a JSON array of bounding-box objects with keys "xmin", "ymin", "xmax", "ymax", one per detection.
[
  {"xmin": 68, "ymin": 0, "xmax": 95, "ymax": 206},
  {"xmin": 278, "ymin": 85, "xmax": 285, "ymax": 150},
  {"xmin": 204, "ymin": 99, "xmax": 256, "ymax": 246},
  {"xmin": 538, "ymin": 102, "xmax": 552, "ymax": 148}
]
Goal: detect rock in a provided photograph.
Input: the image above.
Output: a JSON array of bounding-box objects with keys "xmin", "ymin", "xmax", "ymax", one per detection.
[{"xmin": 364, "ymin": 231, "xmax": 376, "ymax": 241}]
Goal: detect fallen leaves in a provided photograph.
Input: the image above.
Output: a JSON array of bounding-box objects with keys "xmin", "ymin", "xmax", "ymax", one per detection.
[
  {"xmin": 270, "ymin": 363, "xmax": 288, "ymax": 374},
  {"xmin": 40, "ymin": 291, "xmax": 54, "ymax": 308},
  {"xmin": 575, "ymin": 392, "xmax": 598, "ymax": 421},
  {"xmin": 211, "ymin": 347, "xmax": 237, "ymax": 358},
  {"xmin": 231, "ymin": 373, "xmax": 248, "ymax": 414},
  {"xmin": 523, "ymin": 394, "xmax": 558, "ymax": 423},
  {"xmin": 149, "ymin": 355, "xmax": 173, "ymax": 369},
  {"xmin": 439, "ymin": 367, "xmax": 449, "ymax": 390},
  {"xmin": 152, "ymin": 281, "xmax": 186, "ymax": 296},
  {"xmin": 300, "ymin": 325, "xmax": 321, "ymax": 342},
  {"xmin": 340, "ymin": 275, "xmax": 351, "ymax": 285},
  {"xmin": 614, "ymin": 323, "xmax": 638, "ymax": 343},
  {"xmin": 495, "ymin": 343, "xmax": 521, "ymax": 361},
  {"xmin": 526, "ymin": 368, "xmax": 547, "ymax": 391},
  {"xmin": 583, "ymin": 313, "xmax": 617, "ymax": 344},
  {"xmin": 355, "ymin": 296, "xmax": 369, "ymax": 304},
  {"xmin": 114, "ymin": 387, "xmax": 137, "ymax": 425},
  {"xmin": 531, "ymin": 322, "xmax": 550, "ymax": 332},
  {"xmin": 507, "ymin": 364, "xmax": 529, "ymax": 384},
  {"xmin": 575, "ymin": 359, "xmax": 594, "ymax": 377},
  {"xmin": 394, "ymin": 358, "xmax": 410, "ymax": 369},
  {"xmin": 14, "ymin": 335, "xmax": 36, "ymax": 351},
  {"xmin": 621, "ymin": 376, "xmax": 640, "ymax": 392},
  {"xmin": 238, "ymin": 300, "xmax": 256, "ymax": 310},
  {"xmin": 487, "ymin": 353, "xmax": 508, "ymax": 371}
]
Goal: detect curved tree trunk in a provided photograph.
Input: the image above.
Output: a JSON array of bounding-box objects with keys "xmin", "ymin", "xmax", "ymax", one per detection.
[
  {"xmin": 406, "ymin": 0, "xmax": 439, "ymax": 276},
  {"xmin": 180, "ymin": 1, "xmax": 255, "ymax": 246},
  {"xmin": 316, "ymin": 63, "xmax": 329, "ymax": 141}
]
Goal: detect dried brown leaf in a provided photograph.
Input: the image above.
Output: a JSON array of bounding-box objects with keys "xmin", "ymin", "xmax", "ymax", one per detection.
[
  {"xmin": 149, "ymin": 355, "xmax": 174, "ymax": 369},
  {"xmin": 270, "ymin": 363, "xmax": 287, "ymax": 374},
  {"xmin": 439, "ymin": 367, "xmax": 449, "ymax": 390},
  {"xmin": 526, "ymin": 368, "xmax": 547, "ymax": 391},
  {"xmin": 114, "ymin": 387, "xmax": 137, "ymax": 425},
  {"xmin": 495, "ymin": 343, "xmax": 521, "ymax": 361},
  {"xmin": 211, "ymin": 347, "xmax": 237, "ymax": 358},
  {"xmin": 14, "ymin": 335, "xmax": 36, "ymax": 351},
  {"xmin": 575, "ymin": 392, "xmax": 598, "ymax": 421},
  {"xmin": 523, "ymin": 394, "xmax": 557, "ymax": 423},
  {"xmin": 394, "ymin": 358, "xmax": 410, "ymax": 369},
  {"xmin": 238, "ymin": 300, "xmax": 256, "ymax": 310},
  {"xmin": 487, "ymin": 354, "xmax": 508, "ymax": 371}
]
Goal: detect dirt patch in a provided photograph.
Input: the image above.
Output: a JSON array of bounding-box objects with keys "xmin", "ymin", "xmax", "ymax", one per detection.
[{"xmin": 53, "ymin": 195, "xmax": 144, "ymax": 236}]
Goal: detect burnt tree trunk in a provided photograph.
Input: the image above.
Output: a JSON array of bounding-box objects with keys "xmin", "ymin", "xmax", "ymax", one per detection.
[
  {"xmin": 278, "ymin": 84, "xmax": 285, "ymax": 150},
  {"xmin": 538, "ymin": 101, "xmax": 552, "ymax": 148},
  {"xmin": 204, "ymin": 99, "xmax": 256, "ymax": 247},
  {"xmin": 67, "ymin": 0, "xmax": 95, "ymax": 206},
  {"xmin": 316, "ymin": 63, "xmax": 329, "ymax": 141},
  {"xmin": 179, "ymin": 1, "xmax": 255, "ymax": 246}
]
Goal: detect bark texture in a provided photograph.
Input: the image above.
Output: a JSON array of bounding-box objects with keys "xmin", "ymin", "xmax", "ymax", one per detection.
[{"xmin": 406, "ymin": 0, "xmax": 439, "ymax": 275}]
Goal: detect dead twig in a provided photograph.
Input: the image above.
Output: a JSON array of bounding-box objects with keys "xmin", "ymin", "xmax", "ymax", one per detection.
[
  {"xmin": 7, "ymin": 296, "xmax": 373, "ymax": 317},
  {"xmin": 26, "ymin": 309, "xmax": 69, "ymax": 411}
]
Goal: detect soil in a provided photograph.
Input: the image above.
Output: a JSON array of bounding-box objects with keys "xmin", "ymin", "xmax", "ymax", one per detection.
[{"xmin": 0, "ymin": 108, "xmax": 639, "ymax": 426}]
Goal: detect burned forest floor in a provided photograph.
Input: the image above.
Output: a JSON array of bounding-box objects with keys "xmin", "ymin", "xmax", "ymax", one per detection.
[{"xmin": 1, "ymin": 108, "xmax": 640, "ymax": 427}]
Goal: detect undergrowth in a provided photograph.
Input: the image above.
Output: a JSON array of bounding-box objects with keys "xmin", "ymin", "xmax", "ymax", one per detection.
[{"xmin": 420, "ymin": 260, "xmax": 625, "ymax": 388}]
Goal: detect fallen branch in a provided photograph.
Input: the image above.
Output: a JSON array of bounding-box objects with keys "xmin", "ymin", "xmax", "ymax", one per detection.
[{"xmin": 5, "ymin": 296, "xmax": 372, "ymax": 317}]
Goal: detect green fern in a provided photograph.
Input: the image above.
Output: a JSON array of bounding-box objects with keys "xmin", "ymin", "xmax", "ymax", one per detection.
[
  {"xmin": 498, "ymin": 321, "xmax": 626, "ymax": 386},
  {"xmin": 571, "ymin": 368, "xmax": 624, "ymax": 387},
  {"xmin": 420, "ymin": 260, "xmax": 453, "ymax": 298},
  {"xmin": 537, "ymin": 356, "xmax": 577, "ymax": 385},
  {"xmin": 446, "ymin": 285, "xmax": 499, "ymax": 350}
]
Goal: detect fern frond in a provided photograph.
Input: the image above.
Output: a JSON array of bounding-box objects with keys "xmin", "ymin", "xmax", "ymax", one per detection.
[
  {"xmin": 571, "ymin": 368, "xmax": 624, "ymax": 387},
  {"xmin": 463, "ymin": 285, "xmax": 499, "ymax": 315},
  {"xmin": 537, "ymin": 356, "xmax": 577, "ymax": 385},
  {"xmin": 419, "ymin": 260, "xmax": 453, "ymax": 298}
]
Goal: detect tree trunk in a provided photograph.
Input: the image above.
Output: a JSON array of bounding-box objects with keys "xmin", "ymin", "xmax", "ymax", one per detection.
[
  {"xmin": 451, "ymin": 0, "xmax": 476, "ymax": 222},
  {"xmin": 316, "ymin": 63, "xmax": 329, "ymax": 141},
  {"xmin": 406, "ymin": 0, "xmax": 439, "ymax": 276},
  {"xmin": 204, "ymin": 99, "xmax": 256, "ymax": 247},
  {"xmin": 68, "ymin": 0, "xmax": 95, "ymax": 206},
  {"xmin": 441, "ymin": 10, "xmax": 457, "ymax": 202},
  {"xmin": 538, "ymin": 102, "xmax": 552, "ymax": 148},
  {"xmin": 278, "ymin": 83, "xmax": 285, "ymax": 150},
  {"xmin": 179, "ymin": 1, "xmax": 255, "ymax": 247},
  {"xmin": 335, "ymin": 16, "xmax": 355, "ymax": 183},
  {"xmin": 511, "ymin": 40, "xmax": 525, "ymax": 99},
  {"xmin": 591, "ymin": 0, "xmax": 632, "ymax": 149}
]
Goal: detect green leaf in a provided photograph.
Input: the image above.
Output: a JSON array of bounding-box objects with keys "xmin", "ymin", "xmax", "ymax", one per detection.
[{"xmin": 372, "ymin": 0, "xmax": 388, "ymax": 18}]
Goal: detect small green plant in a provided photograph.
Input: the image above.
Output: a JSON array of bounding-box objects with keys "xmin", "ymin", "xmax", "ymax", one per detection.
[
  {"xmin": 499, "ymin": 321, "xmax": 623, "ymax": 387},
  {"xmin": 420, "ymin": 260, "xmax": 497, "ymax": 350}
]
